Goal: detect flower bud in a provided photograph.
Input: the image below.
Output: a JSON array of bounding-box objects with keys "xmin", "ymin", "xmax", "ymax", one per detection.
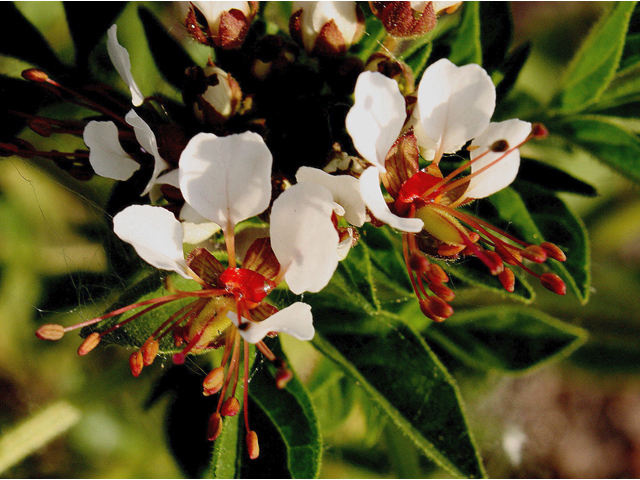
[
  {"xmin": 290, "ymin": 1, "xmax": 365, "ymax": 57},
  {"xmin": 365, "ymin": 52, "xmax": 415, "ymax": 94},
  {"xmin": 369, "ymin": 1, "xmax": 436, "ymax": 38},
  {"xmin": 182, "ymin": 1, "xmax": 257, "ymax": 49},
  {"xmin": 185, "ymin": 64, "xmax": 242, "ymax": 126}
]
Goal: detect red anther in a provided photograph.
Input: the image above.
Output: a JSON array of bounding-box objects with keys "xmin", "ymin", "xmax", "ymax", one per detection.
[
  {"xmin": 36, "ymin": 323, "xmax": 65, "ymax": 341},
  {"xmin": 419, "ymin": 296, "xmax": 453, "ymax": 321},
  {"xmin": 498, "ymin": 268, "xmax": 515, "ymax": 293},
  {"xmin": 428, "ymin": 283, "xmax": 455, "ymax": 302},
  {"xmin": 521, "ymin": 245, "xmax": 547, "ymax": 263},
  {"xmin": 207, "ymin": 413, "xmax": 223, "ymax": 441},
  {"xmin": 21, "ymin": 68, "xmax": 49, "ymax": 82},
  {"xmin": 531, "ymin": 123, "xmax": 548, "ymax": 139},
  {"xmin": 437, "ymin": 244, "xmax": 465, "ymax": 257},
  {"xmin": 77, "ymin": 332, "xmax": 101, "ymax": 356},
  {"xmin": 540, "ymin": 273, "xmax": 566, "ymax": 295},
  {"xmin": 275, "ymin": 368, "xmax": 294, "ymax": 389},
  {"xmin": 489, "ymin": 139, "xmax": 509, "ymax": 152},
  {"xmin": 28, "ymin": 118, "xmax": 53, "ymax": 137},
  {"xmin": 0, "ymin": 142, "xmax": 20, "ymax": 157},
  {"xmin": 541, "ymin": 242, "xmax": 566, "ymax": 262},
  {"xmin": 468, "ymin": 232, "xmax": 480, "ymax": 243},
  {"xmin": 221, "ymin": 397, "xmax": 240, "ymax": 417},
  {"xmin": 219, "ymin": 268, "xmax": 275, "ymax": 304},
  {"xmin": 408, "ymin": 252, "xmax": 430, "ymax": 272},
  {"xmin": 246, "ymin": 431, "xmax": 260, "ymax": 460},
  {"xmin": 424, "ymin": 263, "xmax": 449, "ymax": 284},
  {"xmin": 494, "ymin": 243, "xmax": 522, "ymax": 265},
  {"xmin": 141, "ymin": 339, "xmax": 160, "ymax": 366},
  {"xmin": 484, "ymin": 250, "xmax": 505, "ymax": 275},
  {"xmin": 129, "ymin": 351, "xmax": 144, "ymax": 377},
  {"xmin": 203, "ymin": 366, "xmax": 225, "ymax": 396}
]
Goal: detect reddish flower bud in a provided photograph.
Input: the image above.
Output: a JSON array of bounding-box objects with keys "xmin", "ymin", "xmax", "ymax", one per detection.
[
  {"xmin": 221, "ymin": 397, "xmax": 241, "ymax": 417},
  {"xmin": 541, "ymin": 242, "xmax": 566, "ymax": 262},
  {"xmin": 77, "ymin": 332, "xmax": 100, "ymax": 356},
  {"xmin": 186, "ymin": 64, "xmax": 243, "ymax": 126},
  {"xmin": 208, "ymin": 412, "xmax": 224, "ymax": 441},
  {"xmin": 36, "ymin": 324, "xmax": 65, "ymax": 341},
  {"xmin": 290, "ymin": 1, "xmax": 365, "ymax": 57},
  {"xmin": 182, "ymin": 1, "xmax": 257, "ymax": 49},
  {"xmin": 203, "ymin": 366, "xmax": 225, "ymax": 396},
  {"xmin": 521, "ymin": 245, "xmax": 547, "ymax": 263},
  {"xmin": 141, "ymin": 339, "xmax": 159, "ymax": 366},
  {"xmin": 428, "ymin": 283, "xmax": 455, "ymax": 302},
  {"xmin": 276, "ymin": 368, "xmax": 294, "ymax": 389},
  {"xmin": 129, "ymin": 351, "xmax": 144, "ymax": 377},
  {"xmin": 369, "ymin": 1, "xmax": 436, "ymax": 38},
  {"xmin": 540, "ymin": 273, "xmax": 566, "ymax": 295},
  {"xmin": 246, "ymin": 430, "xmax": 260, "ymax": 459},
  {"xmin": 21, "ymin": 68, "xmax": 49, "ymax": 82},
  {"xmin": 498, "ymin": 268, "xmax": 515, "ymax": 293}
]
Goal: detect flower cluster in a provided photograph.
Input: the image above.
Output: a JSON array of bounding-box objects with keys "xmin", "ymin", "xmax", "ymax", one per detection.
[{"xmin": 9, "ymin": 0, "xmax": 570, "ymax": 461}]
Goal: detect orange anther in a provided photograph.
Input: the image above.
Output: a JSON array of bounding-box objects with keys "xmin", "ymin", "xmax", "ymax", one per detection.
[
  {"xmin": 522, "ymin": 245, "xmax": 547, "ymax": 263},
  {"xmin": 36, "ymin": 324, "xmax": 65, "ymax": 341},
  {"xmin": 419, "ymin": 296, "xmax": 453, "ymax": 321},
  {"xmin": 484, "ymin": 250, "xmax": 504, "ymax": 275},
  {"xmin": 21, "ymin": 68, "xmax": 49, "ymax": 82},
  {"xmin": 541, "ymin": 242, "xmax": 566, "ymax": 262},
  {"xmin": 129, "ymin": 351, "xmax": 144, "ymax": 377},
  {"xmin": 77, "ymin": 332, "xmax": 100, "ymax": 356},
  {"xmin": 437, "ymin": 244, "xmax": 465, "ymax": 257},
  {"xmin": 142, "ymin": 339, "xmax": 159, "ymax": 366},
  {"xmin": 409, "ymin": 252, "xmax": 430, "ymax": 272},
  {"xmin": 203, "ymin": 366, "xmax": 225, "ymax": 396},
  {"xmin": 498, "ymin": 268, "xmax": 515, "ymax": 293},
  {"xmin": 246, "ymin": 430, "xmax": 260, "ymax": 459},
  {"xmin": 428, "ymin": 283, "xmax": 455, "ymax": 302},
  {"xmin": 221, "ymin": 397, "xmax": 240, "ymax": 417},
  {"xmin": 540, "ymin": 273, "xmax": 566, "ymax": 295},
  {"xmin": 208, "ymin": 413, "xmax": 223, "ymax": 441},
  {"xmin": 424, "ymin": 263, "xmax": 449, "ymax": 284}
]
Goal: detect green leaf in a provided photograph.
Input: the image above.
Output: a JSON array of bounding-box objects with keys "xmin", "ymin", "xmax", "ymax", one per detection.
[
  {"xmin": 553, "ymin": 115, "xmax": 640, "ymax": 184},
  {"xmin": 479, "ymin": 2, "xmax": 513, "ymax": 73},
  {"xmin": 404, "ymin": 41, "xmax": 433, "ymax": 80},
  {"xmin": 487, "ymin": 187, "xmax": 590, "ymax": 303},
  {"xmin": 423, "ymin": 306, "xmax": 588, "ymax": 372},
  {"xmin": 308, "ymin": 238, "xmax": 485, "ymax": 479},
  {"xmin": 353, "ymin": 9, "xmax": 387, "ymax": 63},
  {"xmin": 447, "ymin": 1, "xmax": 481, "ymax": 66},
  {"xmin": 244, "ymin": 339, "xmax": 322, "ymax": 479},
  {"xmin": 554, "ymin": 2, "xmax": 637, "ymax": 113},
  {"xmin": 0, "ymin": 3, "xmax": 65, "ymax": 74},
  {"xmin": 80, "ymin": 271, "xmax": 202, "ymax": 352},
  {"xmin": 63, "ymin": 2, "xmax": 126, "ymax": 70},
  {"xmin": 592, "ymin": 60, "xmax": 640, "ymax": 111},
  {"xmin": 514, "ymin": 157, "xmax": 598, "ymax": 197},
  {"xmin": 495, "ymin": 42, "xmax": 531, "ymax": 104},
  {"xmin": 138, "ymin": 6, "xmax": 196, "ymax": 92}
]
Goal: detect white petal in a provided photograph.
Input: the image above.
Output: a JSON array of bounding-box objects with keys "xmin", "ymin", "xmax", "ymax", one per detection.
[
  {"xmin": 465, "ymin": 119, "xmax": 532, "ymax": 199},
  {"xmin": 270, "ymin": 183, "xmax": 339, "ymax": 294},
  {"xmin": 113, "ymin": 205, "xmax": 190, "ymax": 279},
  {"xmin": 179, "ymin": 203, "xmax": 222, "ymax": 244},
  {"xmin": 227, "ymin": 302, "xmax": 314, "ymax": 344},
  {"xmin": 83, "ymin": 121, "xmax": 140, "ymax": 180},
  {"xmin": 294, "ymin": 1, "xmax": 359, "ymax": 48},
  {"xmin": 107, "ymin": 25, "xmax": 144, "ymax": 106},
  {"xmin": 296, "ymin": 166, "xmax": 366, "ymax": 227},
  {"xmin": 125, "ymin": 110, "xmax": 169, "ymax": 196},
  {"xmin": 417, "ymin": 58, "xmax": 495, "ymax": 155},
  {"xmin": 346, "ymin": 71, "xmax": 406, "ymax": 172},
  {"xmin": 337, "ymin": 228, "xmax": 354, "ymax": 261},
  {"xmin": 179, "ymin": 131, "xmax": 273, "ymax": 234},
  {"xmin": 359, "ymin": 167, "xmax": 423, "ymax": 233}
]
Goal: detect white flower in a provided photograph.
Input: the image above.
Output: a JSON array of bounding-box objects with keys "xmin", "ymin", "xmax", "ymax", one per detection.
[
  {"xmin": 345, "ymin": 71, "xmax": 406, "ymax": 172},
  {"xmin": 414, "ymin": 58, "xmax": 496, "ymax": 161},
  {"xmin": 464, "ymin": 119, "xmax": 532, "ymax": 199},
  {"xmin": 227, "ymin": 302, "xmax": 314, "ymax": 344},
  {"xmin": 270, "ymin": 182, "xmax": 339, "ymax": 295},
  {"xmin": 83, "ymin": 121, "xmax": 140, "ymax": 181},
  {"xmin": 107, "ymin": 25, "xmax": 144, "ymax": 106},
  {"xmin": 295, "ymin": 166, "xmax": 366, "ymax": 227}
]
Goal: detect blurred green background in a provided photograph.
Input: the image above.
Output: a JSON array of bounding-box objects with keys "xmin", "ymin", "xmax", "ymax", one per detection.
[{"xmin": 2, "ymin": 2, "xmax": 640, "ymax": 478}]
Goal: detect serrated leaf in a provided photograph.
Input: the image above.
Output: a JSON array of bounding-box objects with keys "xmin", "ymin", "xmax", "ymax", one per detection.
[
  {"xmin": 307, "ymin": 238, "xmax": 485, "ymax": 479},
  {"xmin": 487, "ymin": 187, "xmax": 590, "ymax": 303},
  {"xmin": 423, "ymin": 306, "xmax": 588, "ymax": 372},
  {"xmin": 553, "ymin": 115, "xmax": 640, "ymax": 183},
  {"xmin": 63, "ymin": 2, "xmax": 126, "ymax": 69},
  {"xmin": 138, "ymin": 6, "xmax": 196, "ymax": 92},
  {"xmin": 479, "ymin": 2, "xmax": 512, "ymax": 73},
  {"xmin": 80, "ymin": 271, "xmax": 202, "ymax": 352},
  {"xmin": 447, "ymin": 1, "xmax": 481, "ymax": 66},
  {"xmin": 0, "ymin": 3, "xmax": 65, "ymax": 74},
  {"xmin": 555, "ymin": 2, "xmax": 636, "ymax": 113},
  {"xmin": 514, "ymin": 157, "xmax": 597, "ymax": 197}
]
